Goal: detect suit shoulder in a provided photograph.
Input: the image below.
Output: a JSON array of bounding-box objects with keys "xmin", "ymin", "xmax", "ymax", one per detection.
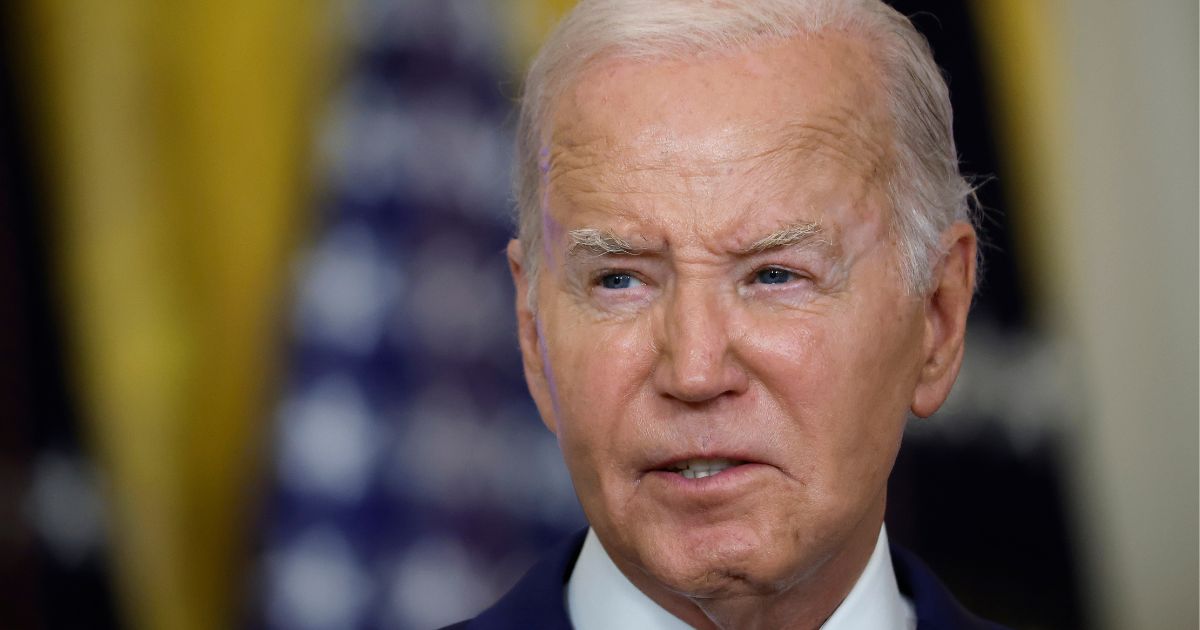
[
  {"xmin": 439, "ymin": 529, "xmax": 588, "ymax": 630},
  {"xmin": 890, "ymin": 544, "xmax": 1013, "ymax": 630}
]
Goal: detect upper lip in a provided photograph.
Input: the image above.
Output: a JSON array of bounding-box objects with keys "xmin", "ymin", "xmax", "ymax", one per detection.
[{"xmin": 646, "ymin": 451, "xmax": 765, "ymax": 472}]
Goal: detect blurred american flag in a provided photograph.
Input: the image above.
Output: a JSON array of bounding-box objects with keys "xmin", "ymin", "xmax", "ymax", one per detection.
[{"xmin": 255, "ymin": 2, "xmax": 583, "ymax": 629}]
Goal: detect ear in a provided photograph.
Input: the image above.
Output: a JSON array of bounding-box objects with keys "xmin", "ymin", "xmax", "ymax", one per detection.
[
  {"xmin": 508, "ymin": 239, "xmax": 560, "ymax": 434},
  {"xmin": 911, "ymin": 222, "xmax": 977, "ymax": 418}
]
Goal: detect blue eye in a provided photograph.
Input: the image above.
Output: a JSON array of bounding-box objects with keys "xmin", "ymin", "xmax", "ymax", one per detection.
[
  {"xmin": 600, "ymin": 273, "xmax": 641, "ymax": 289},
  {"xmin": 755, "ymin": 268, "xmax": 793, "ymax": 284}
]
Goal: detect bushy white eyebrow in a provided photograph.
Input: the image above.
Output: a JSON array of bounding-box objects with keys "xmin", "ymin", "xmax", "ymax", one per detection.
[
  {"xmin": 565, "ymin": 222, "xmax": 834, "ymax": 260},
  {"xmin": 567, "ymin": 228, "xmax": 646, "ymax": 256},
  {"xmin": 740, "ymin": 222, "xmax": 831, "ymax": 254}
]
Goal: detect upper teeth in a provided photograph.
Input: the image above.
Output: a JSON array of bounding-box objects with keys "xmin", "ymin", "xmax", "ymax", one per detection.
[{"xmin": 670, "ymin": 458, "xmax": 743, "ymax": 479}]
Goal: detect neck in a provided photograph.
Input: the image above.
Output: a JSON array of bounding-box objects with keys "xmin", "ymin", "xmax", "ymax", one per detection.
[{"xmin": 615, "ymin": 500, "xmax": 886, "ymax": 630}]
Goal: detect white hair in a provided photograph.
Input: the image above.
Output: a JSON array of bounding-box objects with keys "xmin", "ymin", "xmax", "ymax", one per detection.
[{"xmin": 514, "ymin": 0, "xmax": 976, "ymax": 299}]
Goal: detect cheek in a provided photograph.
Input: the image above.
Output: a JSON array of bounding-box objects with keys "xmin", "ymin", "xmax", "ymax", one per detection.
[
  {"xmin": 541, "ymin": 309, "xmax": 658, "ymax": 527},
  {"xmin": 736, "ymin": 306, "xmax": 839, "ymax": 411},
  {"xmin": 543, "ymin": 307, "xmax": 656, "ymax": 452},
  {"xmin": 819, "ymin": 311, "xmax": 920, "ymax": 478},
  {"xmin": 736, "ymin": 301, "xmax": 917, "ymax": 473}
]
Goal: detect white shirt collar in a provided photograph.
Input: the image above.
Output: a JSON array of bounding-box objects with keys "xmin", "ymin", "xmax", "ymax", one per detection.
[{"xmin": 567, "ymin": 525, "xmax": 916, "ymax": 630}]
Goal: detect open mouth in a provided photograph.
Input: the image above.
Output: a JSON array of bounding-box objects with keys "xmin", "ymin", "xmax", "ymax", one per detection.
[{"xmin": 665, "ymin": 457, "xmax": 747, "ymax": 479}]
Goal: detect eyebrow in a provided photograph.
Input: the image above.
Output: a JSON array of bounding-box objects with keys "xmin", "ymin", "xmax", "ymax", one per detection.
[
  {"xmin": 738, "ymin": 221, "xmax": 832, "ymax": 255},
  {"xmin": 565, "ymin": 221, "xmax": 834, "ymax": 260},
  {"xmin": 567, "ymin": 228, "xmax": 656, "ymax": 257}
]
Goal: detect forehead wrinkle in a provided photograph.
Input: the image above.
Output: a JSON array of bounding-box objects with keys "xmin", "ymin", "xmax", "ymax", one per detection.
[
  {"xmin": 546, "ymin": 138, "xmax": 608, "ymax": 194},
  {"xmin": 547, "ymin": 117, "xmax": 891, "ymax": 198},
  {"xmin": 719, "ymin": 83, "xmax": 890, "ymax": 174},
  {"xmin": 547, "ymin": 141, "xmax": 722, "ymax": 200},
  {"xmin": 546, "ymin": 132, "xmax": 692, "ymax": 210},
  {"xmin": 769, "ymin": 113, "xmax": 892, "ymax": 181}
]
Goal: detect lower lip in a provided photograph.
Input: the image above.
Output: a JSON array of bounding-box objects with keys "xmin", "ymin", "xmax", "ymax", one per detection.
[{"xmin": 643, "ymin": 463, "xmax": 774, "ymax": 496}]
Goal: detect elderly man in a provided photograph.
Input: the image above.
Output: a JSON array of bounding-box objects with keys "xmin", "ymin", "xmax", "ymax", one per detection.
[{"xmin": 449, "ymin": 0, "xmax": 1002, "ymax": 628}]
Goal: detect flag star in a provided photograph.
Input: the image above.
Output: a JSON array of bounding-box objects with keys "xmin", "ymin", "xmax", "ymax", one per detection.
[
  {"xmin": 267, "ymin": 526, "xmax": 372, "ymax": 630},
  {"xmin": 296, "ymin": 223, "xmax": 401, "ymax": 355},
  {"xmin": 278, "ymin": 374, "xmax": 378, "ymax": 502},
  {"xmin": 388, "ymin": 535, "xmax": 492, "ymax": 629}
]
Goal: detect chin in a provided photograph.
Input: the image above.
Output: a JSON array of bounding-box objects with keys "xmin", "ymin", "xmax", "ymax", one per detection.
[{"xmin": 636, "ymin": 519, "xmax": 797, "ymax": 598}]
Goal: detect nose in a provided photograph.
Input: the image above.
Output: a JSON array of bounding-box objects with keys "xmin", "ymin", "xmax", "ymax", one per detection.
[{"xmin": 653, "ymin": 282, "xmax": 749, "ymax": 404}]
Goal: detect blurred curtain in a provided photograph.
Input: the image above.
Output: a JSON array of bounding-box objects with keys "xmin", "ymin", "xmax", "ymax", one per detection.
[
  {"xmin": 970, "ymin": 1, "xmax": 1199, "ymax": 628},
  {"xmin": 13, "ymin": 2, "xmax": 332, "ymax": 629}
]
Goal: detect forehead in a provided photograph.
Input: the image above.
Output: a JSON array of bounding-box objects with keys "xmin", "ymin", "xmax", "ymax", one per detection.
[{"xmin": 545, "ymin": 32, "xmax": 893, "ymax": 188}]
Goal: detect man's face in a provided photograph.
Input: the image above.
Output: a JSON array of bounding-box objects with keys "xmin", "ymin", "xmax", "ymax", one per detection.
[{"xmin": 511, "ymin": 33, "xmax": 970, "ymax": 602}]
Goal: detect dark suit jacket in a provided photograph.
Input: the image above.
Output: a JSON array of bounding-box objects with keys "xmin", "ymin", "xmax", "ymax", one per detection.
[{"xmin": 444, "ymin": 529, "xmax": 1009, "ymax": 630}]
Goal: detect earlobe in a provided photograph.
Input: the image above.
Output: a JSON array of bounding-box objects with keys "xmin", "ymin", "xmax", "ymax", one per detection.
[
  {"xmin": 508, "ymin": 240, "xmax": 559, "ymax": 434},
  {"xmin": 911, "ymin": 223, "xmax": 977, "ymax": 418}
]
